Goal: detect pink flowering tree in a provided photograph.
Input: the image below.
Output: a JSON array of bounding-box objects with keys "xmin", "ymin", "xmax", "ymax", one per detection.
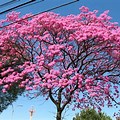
[{"xmin": 0, "ymin": 6, "xmax": 120, "ymax": 120}]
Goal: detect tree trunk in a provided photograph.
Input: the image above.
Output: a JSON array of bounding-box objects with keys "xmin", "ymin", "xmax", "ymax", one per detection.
[{"xmin": 56, "ymin": 109, "xmax": 62, "ymax": 120}]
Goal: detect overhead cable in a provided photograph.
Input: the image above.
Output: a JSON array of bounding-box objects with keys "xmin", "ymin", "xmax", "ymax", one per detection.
[
  {"xmin": 0, "ymin": 0, "xmax": 79, "ymax": 29},
  {"xmin": 7, "ymin": 0, "xmax": 45, "ymax": 12},
  {"xmin": 0, "ymin": 0, "xmax": 37, "ymax": 14},
  {"xmin": 0, "ymin": 0, "xmax": 20, "ymax": 8}
]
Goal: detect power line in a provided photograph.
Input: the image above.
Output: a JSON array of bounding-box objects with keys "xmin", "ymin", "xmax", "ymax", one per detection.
[
  {"xmin": 0, "ymin": 0, "xmax": 20, "ymax": 8},
  {"xmin": 8, "ymin": 0, "xmax": 45, "ymax": 12},
  {"xmin": 0, "ymin": 0, "xmax": 79, "ymax": 29},
  {"xmin": 0, "ymin": 0, "xmax": 45, "ymax": 15},
  {"xmin": 0, "ymin": 0, "xmax": 37, "ymax": 15}
]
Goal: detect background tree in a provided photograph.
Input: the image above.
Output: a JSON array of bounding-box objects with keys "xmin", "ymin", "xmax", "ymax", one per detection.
[
  {"xmin": 0, "ymin": 31, "xmax": 28, "ymax": 112},
  {"xmin": 73, "ymin": 108, "xmax": 112, "ymax": 120},
  {"xmin": 0, "ymin": 84, "xmax": 24, "ymax": 112},
  {"xmin": 0, "ymin": 6, "xmax": 120, "ymax": 120}
]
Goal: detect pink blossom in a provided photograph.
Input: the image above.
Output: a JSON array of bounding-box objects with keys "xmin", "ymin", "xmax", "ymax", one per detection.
[
  {"xmin": 2, "ymin": 89, "xmax": 7, "ymax": 93},
  {"xmin": 48, "ymin": 61, "xmax": 55, "ymax": 67},
  {"xmin": 80, "ymin": 6, "xmax": 89, "ymax": 13},
  {"xmin": 4, "ymin": 84, "xmax": 9, "ymax": 89}
]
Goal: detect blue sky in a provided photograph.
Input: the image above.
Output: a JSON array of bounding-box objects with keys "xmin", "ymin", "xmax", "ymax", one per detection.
[{"xmin": 0, "ymin": 0, "xmax": 120, "ymax": 120}]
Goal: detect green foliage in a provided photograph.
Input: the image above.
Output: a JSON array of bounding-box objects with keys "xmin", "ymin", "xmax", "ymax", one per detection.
[
  {"xmin": 0, "ymin": 84, "xmax": 24, "ymax": 113},
  {"xmin": 73, "ymin": 109, "xmax": 112, "ymax": 120},
  {"xmin": 0, "ymin": 54, "xmax": 26, "ymax": 113}
]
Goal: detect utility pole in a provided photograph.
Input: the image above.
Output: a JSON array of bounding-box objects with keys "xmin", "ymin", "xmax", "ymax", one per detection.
[{"xmin": 29, "ymin": 106, "xmax": 35, "ymax": 120}]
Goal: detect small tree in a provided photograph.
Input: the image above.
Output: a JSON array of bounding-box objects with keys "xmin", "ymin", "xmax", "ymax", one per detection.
[
  {"xmin": 0, "ymin": 6, "xmax": 120, "ymax": 120},
  {"xmin": 73, "ymin": 108, "xmax": 112, "ymax": 120}
]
